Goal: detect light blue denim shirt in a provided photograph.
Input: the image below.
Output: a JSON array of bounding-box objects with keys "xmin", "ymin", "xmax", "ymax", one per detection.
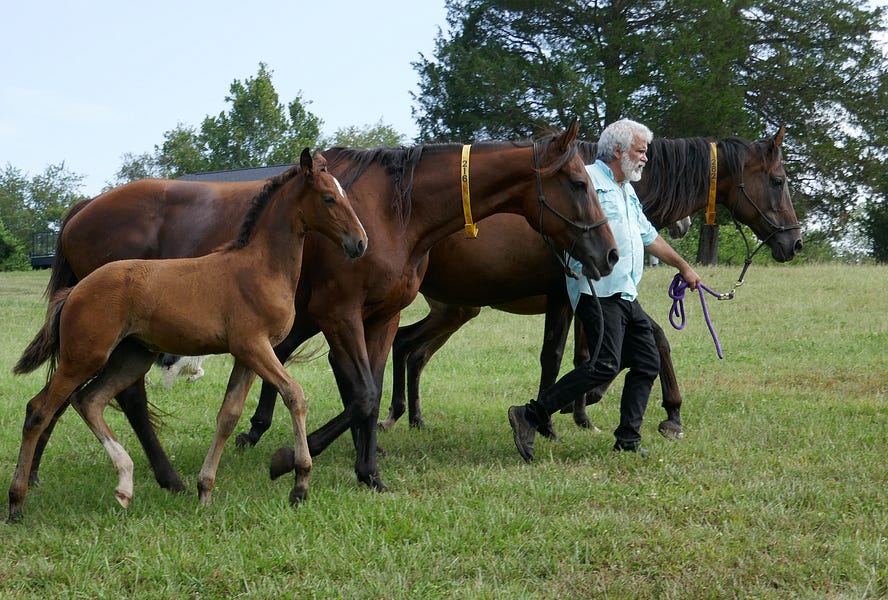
[{"xmin": 565, "ymin": 160, "xmax": 659, "ymax": 309}]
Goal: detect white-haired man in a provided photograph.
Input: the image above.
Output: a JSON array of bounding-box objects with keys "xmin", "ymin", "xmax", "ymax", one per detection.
[{"xmin": 508, "ymin": 119, "xmax": 701, "ymax": 460}]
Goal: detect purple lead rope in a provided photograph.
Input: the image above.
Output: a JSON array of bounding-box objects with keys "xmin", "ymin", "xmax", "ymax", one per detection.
[{"xmin": 668, "ymin": 273, "xmax": 731, "ymax": 359}]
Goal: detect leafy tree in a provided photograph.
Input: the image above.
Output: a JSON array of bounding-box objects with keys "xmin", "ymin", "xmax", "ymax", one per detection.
[
  {"xmin": 413, "ymin": 0, "xmax": 887, "ymax": 257},
  {"xmin": 326, "ymin": 120, "xmax": 406, "ymax": 148},
  {"xmin": 0, "ymin": 163, "xmax": 83, "ymax": 253},
  {"xmin": 114, "ymin": 63, "xmax": 325, "ymax": 183},
  {"xmin": 0, "ymin": 217, "xmax": 29, "ymax": 271}
]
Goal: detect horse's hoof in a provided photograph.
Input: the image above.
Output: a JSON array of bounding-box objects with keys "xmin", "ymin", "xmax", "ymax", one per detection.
[
  {"xmin": 376, "ymin": 444, "xmax": 387, "ymax": 457},
  {"xmin": 235, "ymin": 432, "xmax": 255, "ymax": 449},
  {"xmin": 377, "ymin": 419, "xmax": 394, "ymax": 431},
  {"xmin": 269, "ymin": 447, "xmax": 296, "ymax": 480},
  {"xmin": 7, "ymin": 509, "xmax": 24, "ymax": 524},
  {"xmin": 658, "ymin": 419, "xmax": 684, "ymax": 440},
  {"xmin": 370, "ymin": 476, "xmax": 388, "ymax": 492},
  {"xmin": 408, "ymin": 419, "xmax": 425, "ymax": 429},
  {"xmin": 574, "ymin": 418, "xmax": 602, "ymax": 433}
]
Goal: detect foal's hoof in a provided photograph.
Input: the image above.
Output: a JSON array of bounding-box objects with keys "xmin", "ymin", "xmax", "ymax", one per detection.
[
  {"xmin": 289, "ymin": 484, "xmax": 309, "ymax": 505},
  {"xmin": 269, "ymin": 447, "xmax": 295, "ymax": 480},
  {"xmin": 658, "ymin": 419, "xmax": 684, "ymax": 440},
  {"xmin": 115, "ymin": 490, "xmax": 132, "ymax": 509}
]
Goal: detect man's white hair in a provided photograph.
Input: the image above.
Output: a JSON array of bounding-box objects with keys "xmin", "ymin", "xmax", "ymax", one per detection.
[{"xmin": 596, "ymin": 119, "xmax": 654, "ymax": 162}]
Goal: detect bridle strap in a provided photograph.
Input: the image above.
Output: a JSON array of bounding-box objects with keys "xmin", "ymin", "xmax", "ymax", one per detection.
[
  {"xmin": 709, "ymin": 141, "xmax": 802, "ymax": 293},
  {"xmin": 460, "ymin": 144, "xmax": 479, "ymax": 238},
  {"xmin": 532, "ymin": 141, "xmax": 608, "ymax": 279}
]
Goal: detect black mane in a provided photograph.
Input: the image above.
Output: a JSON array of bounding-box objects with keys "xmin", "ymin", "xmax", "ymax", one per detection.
[
  {"xmin": 224, "ymin": 163, "xmax": 303, "ymax": 251},
  {"xmin": 579, "ymin": 137, "xmax": 753, "ymax": 230}
]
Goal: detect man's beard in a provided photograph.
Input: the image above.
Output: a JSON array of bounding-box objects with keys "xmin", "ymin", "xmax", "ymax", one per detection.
[{"xmin": 621, "ymin": 154, "xmax": 645, "ymax": 182}]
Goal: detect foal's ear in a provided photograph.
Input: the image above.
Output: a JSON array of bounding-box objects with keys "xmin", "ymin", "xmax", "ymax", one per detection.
[{"xmin": 299, "ymin": 147, "xmax": 313, "ymax": 173}]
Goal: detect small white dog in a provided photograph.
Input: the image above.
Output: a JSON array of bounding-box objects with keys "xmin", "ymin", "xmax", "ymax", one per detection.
[{"xmin": 158, "ymin": 354, "xmax": 208, "ymax": 389}]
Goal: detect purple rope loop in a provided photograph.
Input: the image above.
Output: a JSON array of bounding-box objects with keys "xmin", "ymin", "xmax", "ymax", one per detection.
[{"xmin": 668, "ymin": 273, "xmax": 731, "ymax": 359}]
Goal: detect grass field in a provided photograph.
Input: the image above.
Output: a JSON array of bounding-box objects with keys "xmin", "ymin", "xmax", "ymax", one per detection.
[{"xmin": 0, "ymin": 264, "xmax": 885, "ymax": 598}]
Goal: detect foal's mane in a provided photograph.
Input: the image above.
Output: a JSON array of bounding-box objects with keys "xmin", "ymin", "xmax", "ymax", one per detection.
[
  {"xmin": 223, "ymin": 163, "xmax": 303, "ymax": 251},
  {"xmin": 578, "ymin": 136, "xmax": 754, "ymax": 229},
  {"xmin": 322, "ymin": 133, "xmax": 579, "ymax": 226}
]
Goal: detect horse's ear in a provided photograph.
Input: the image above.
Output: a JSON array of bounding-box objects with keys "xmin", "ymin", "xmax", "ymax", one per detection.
[
  {"xmin": 773, "ymin": 125, "xmax": 786, "ymax": 148},
  {"xmin": 560, "ymin": 117, "xmax": 580, "ymax": 150},
  {"xmin": 300, "ymin": 148, "xmax": 313, "ymax": 173},
  {"xmin": 313, "ymin": 152, "xmax": 328, "ymax": 172}
]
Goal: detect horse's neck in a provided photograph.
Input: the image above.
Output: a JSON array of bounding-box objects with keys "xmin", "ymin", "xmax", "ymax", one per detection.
[
  {"xmin": 408, "ymin": 147, "xmax": 530, "ymax": 256},
  {"xmin": 243, "ymin": 195, "xmax": 307, "ymax": 287}
]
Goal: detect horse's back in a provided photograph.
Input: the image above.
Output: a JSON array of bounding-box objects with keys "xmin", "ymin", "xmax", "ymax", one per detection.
[{"xmin": 62, "ymin": 178, "xmax": 262, "ymax": 278}]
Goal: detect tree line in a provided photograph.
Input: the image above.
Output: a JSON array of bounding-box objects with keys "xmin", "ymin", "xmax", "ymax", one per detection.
[{"xmin": 2, "ymin": 1, "xmax": 886, "ymax": 269}]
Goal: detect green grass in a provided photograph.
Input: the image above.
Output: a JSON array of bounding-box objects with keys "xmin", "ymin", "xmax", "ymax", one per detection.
[{"xmin": 0, "ymin": 264, "xmax": 885, "ymax": 598}]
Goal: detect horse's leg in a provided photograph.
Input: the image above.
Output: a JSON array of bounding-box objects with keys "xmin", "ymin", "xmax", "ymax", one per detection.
[
  {"xmin": 235, "ymin": 328, "xmax": 311, "ymax": 449},
  {"xmin": 197, "ymin": 360, "xmax": 256, "ymax": 505},
  {"xmin": 649, "ymin": 315, "xmax": 684, "ymax": 440},
  {"xmin": 382, "ymin": 301, "xmax": 481, "ymax": 431},
  {"xmin": 70, "ymin": 342, "xmax": 157, "ymax": 509},
  {"xmin": 301, "ymin": 314, "xmax": 393, "ymax": 491},
  {"xmin": 115, "ymin": 380, "xmax": 187, "ymax": 492},
  {"xmin": 564, "ymin": 316, "xmax": 606, "ymax": 431}
]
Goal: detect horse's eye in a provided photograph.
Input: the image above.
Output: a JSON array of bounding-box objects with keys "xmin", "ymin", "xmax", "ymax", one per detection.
[
  {"xmin": 571, "ymin": 179, "xmax": 587, "ymax": 192},
  {"xmin": 771, "ymin": 177, "xmax": 784, "ymax": 188},
  {"xmin": 322, "ymin": 195, "xmax": 336, "ymax": 205}
]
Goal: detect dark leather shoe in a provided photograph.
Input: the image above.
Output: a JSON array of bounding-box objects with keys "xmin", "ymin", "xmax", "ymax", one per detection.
[
  {"xmin": 612, "ymin": 442, "xmax": 649, "ymax": 458},
  {"xmin": 508, "ymin": 406, "xmax": 536, "ymax": 462}
]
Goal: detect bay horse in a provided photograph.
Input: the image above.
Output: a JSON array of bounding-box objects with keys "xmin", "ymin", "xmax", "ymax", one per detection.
[
  {"xmin": 8, "ymin": 149, "xmax": 368, "ymax": 522},
  {"xmin": 22, "ymin": 119, "xmax": 619, "ymax": 495},
  {"xmin": 380, "ymin": 127, "xmax": 803, "ymax": 438}
]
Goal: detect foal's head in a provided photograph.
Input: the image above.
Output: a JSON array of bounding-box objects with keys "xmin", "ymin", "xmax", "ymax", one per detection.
[{"xmin": 296, "ymin": 148, "xmax": 368, "ymax": 259}]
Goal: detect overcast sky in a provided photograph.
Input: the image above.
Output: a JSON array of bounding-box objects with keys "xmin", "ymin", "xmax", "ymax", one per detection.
[{"xmin": 1, "ymin": 1, "xmax": 448, "ymax": 195}]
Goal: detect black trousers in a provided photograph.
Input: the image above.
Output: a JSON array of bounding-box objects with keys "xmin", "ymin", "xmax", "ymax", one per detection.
[{"xmin": 526, "ymin": 293, "xmax": 660, "ymax": 446}]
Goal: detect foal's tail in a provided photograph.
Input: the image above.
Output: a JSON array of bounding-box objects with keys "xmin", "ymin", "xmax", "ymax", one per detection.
[{"xmin": 14, "ymin": 288, "xmax": 72, "ymax": 378}]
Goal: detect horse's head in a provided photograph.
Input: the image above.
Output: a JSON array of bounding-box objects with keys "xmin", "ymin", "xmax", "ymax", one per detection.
[
  {"xmin": 721, "ymin": 126, "xmax": 803, "ymax": 262},
  {"xmin": 532, "ymin": 119, "xmax": 618, "ymax": 279},
  {"xmin": 299, "ymin": 148, "xmax": 368, "ymax": 259}
]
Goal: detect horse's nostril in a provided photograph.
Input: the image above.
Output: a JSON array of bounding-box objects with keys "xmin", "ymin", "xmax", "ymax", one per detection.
[
  {"xmin": 794, "ymin": 239, "xmax": 803, "ymax": 254},
  {"xmin": 608, "ymin": 248, "xmax": 620, "ymax": 268}
]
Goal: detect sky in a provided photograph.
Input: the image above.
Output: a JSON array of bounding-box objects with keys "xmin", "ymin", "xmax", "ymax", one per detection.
[{"xmin": 1, "ymin": 1, "xmax": 449, "ymax": 196}]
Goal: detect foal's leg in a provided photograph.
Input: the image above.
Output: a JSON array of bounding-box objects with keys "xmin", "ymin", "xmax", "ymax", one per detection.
[
  {"xmin": 8, "ymin": 377, "xmax": 82, "ymax": 522},
  {"xmin": 244, "ymin": 345, "xmax": 312, "ymax": 504},
  {"xmin": 197, "ymin": 360, "xmax": 256, "ymax": 505},
  {"xmin": 71, "ymin": 342, "xmax": 157, "ymax": 509}
]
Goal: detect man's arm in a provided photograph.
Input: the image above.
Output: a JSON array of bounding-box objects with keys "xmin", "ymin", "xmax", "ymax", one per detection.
[{"xmin": 645, "ymin": 235, "xmax": 701, "ymax": 290}]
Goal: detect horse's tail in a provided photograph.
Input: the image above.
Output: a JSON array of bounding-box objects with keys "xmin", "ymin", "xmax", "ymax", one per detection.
[
  {"xmin": 44, "ymin": 198, "xmax": 92, "ymax": 300},
  {"xmin": 14, "ymin": 288, "xmax": 72, "ymax": 377}
]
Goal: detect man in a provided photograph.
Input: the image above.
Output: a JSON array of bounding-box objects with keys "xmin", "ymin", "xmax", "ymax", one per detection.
[{"xmin": 508, "ymin": 119, "xmax": 701, "ymax": 460}]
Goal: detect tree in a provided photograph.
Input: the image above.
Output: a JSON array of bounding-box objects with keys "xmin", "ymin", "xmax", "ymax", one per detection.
[
  {"xmin": 413, "ymin": 0, "xmax": 887, "ymax": 257},
  {"xmin": 0, "ymin": 163, "xmax": 83, "ymax": 252},
  {"xmin": 326, "ymin": 120, "xmax": 405, "ymax": 148},
  {"xmin": 114, "ymin": 63, "xmax": 325, "ymax": 183}
]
